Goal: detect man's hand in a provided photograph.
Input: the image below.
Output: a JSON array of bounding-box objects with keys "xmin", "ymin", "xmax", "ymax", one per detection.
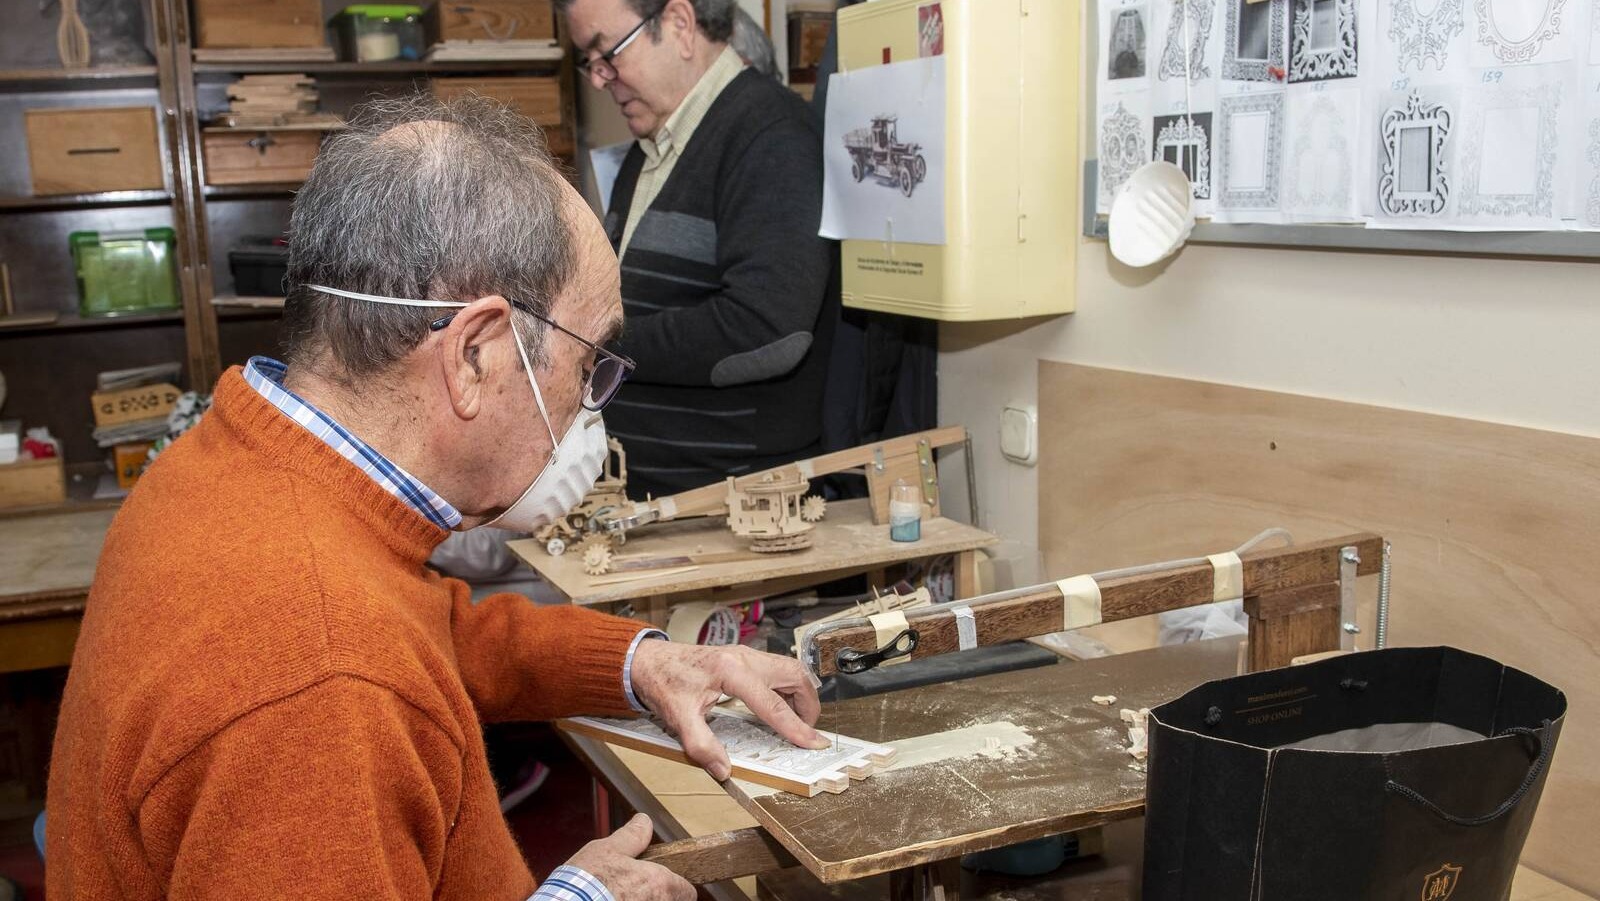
[
  {"xmin": 564, "ymin": 814, "xmax": 694, "ymax": 901},
  {"xmin": 630, "ymin": 640, "xmax": 829, "ymax": 780}
]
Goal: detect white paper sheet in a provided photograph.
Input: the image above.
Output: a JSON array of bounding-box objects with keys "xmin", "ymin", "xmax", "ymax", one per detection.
[
  {"xmin": 1467, "ymin": 0, "xmax": 1573, "ymax": 69},
  {"xmin": 1214, "ymin": 86, "xmax": 1287, "ymax": 221},
  {"xmin": 1285, "ymin": 82, "xmax": 1365, "ymax": 221},
  {"xmin": 589, "ymin": 141, "xmax": 632, "ymax": 216},
  {"xmin": 819, "ymin": 56, "xmax": 947, "ymax": 245}
]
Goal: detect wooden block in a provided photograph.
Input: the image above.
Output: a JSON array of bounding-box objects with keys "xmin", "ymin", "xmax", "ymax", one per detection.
[
  {"xmin": 202, "ymin": 130, "xmax": 321, "ymax": 185},
  {"xmin": 90, "ymin": 383, "xmax": 181, "ymax": 428},
  {"xmin": 430, "ymin": 76, "xmax": 562, "ymax": 125},
  {"xmin": 559, "ymin": 710, "xmax": 893, "ymax": 798},
  {"xmin": 0, "ymin": 457, "xmax": 66, "ymax": 511},
  {"xmin": 426, "ymin": 0, "xmax": 556, "ymax": 44},
  {"xmin": 1244, "ymin": 583, "xmax": 1341, "ymax": 673},
  {"xmin": 195, "ymin": 0, "xmax": 325, "ymax": 49},
  {"xmin": 25, "ymin": 107, "xmax": 163, "ymax": 196},
  {"xmin": 639, "ymin": 827, "xmax": 798, "ymax": 885}
]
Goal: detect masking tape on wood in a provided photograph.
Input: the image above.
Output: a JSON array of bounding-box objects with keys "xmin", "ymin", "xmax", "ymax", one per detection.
[
  {"xmin": 1207, "ymin": 551, "xmax": 1242, "ymax": 602},
  {"xmin": 1056, "ymin": 575, "xmax": 1103, "ymax": 630},
  {"xmin": 868, "ymin": 610, "xmax": 911, "ymax": 667},
  {"xmin": 665, "ymin": 602, "xmax": 739, "ymax": 645},
  {"xmin": 953, "ymin": 605, "xmax": 977, "ymax": 650},
  {"xmin": 657, "ymin": 497, "xmax": 678, "ymax": 520},
  {"xmin": 796, "ymin": 459, "xmax": 815, "ymax": 479}
]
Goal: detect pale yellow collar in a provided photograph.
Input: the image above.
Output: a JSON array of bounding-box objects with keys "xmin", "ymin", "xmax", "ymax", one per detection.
[{"xmin": 640, "ymin": 45, "xmax": 745, "ymax": 165}]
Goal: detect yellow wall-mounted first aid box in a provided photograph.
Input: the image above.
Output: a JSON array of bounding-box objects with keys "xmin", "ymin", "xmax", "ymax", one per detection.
[{"xmin": 834, "ymin": 0, "xmax": 1079, "ymax": 321}]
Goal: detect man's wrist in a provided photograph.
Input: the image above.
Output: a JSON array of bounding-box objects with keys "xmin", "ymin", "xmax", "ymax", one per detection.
[{"xmin": 622, "ymin": 628, "xmax": 668, "ymax": 713}]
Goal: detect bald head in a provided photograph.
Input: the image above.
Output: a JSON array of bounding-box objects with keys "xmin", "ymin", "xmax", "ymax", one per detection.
[{"xmin": 282, "ymin": 94, "xmax": 579, "ymax": 383}]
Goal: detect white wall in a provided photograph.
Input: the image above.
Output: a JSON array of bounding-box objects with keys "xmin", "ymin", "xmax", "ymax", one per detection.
[{"xmin": 939, "ymin": 242, "xmax": 1600, "ymax": 547}]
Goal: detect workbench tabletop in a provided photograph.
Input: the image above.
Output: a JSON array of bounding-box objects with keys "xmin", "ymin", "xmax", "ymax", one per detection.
[
  {"xmin": 729, "ymin": 639, "xmax": 1241, "ymax": 884},
  {"xmin": 509, "ymin": 498, "xmax": 996, "ymax": 605},
  {"xmin": 0, "ymin": 507, "xmax": 115, "ymax": 615}
]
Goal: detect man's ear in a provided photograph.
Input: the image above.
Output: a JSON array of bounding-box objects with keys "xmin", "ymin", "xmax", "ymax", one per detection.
[
  {"xmin": 437, "ymin": 295, "xmax": 514, "ymax": 421},
  {"xmin": 664, "ymin": 0, "xmax": 697, "ymax": 58}
]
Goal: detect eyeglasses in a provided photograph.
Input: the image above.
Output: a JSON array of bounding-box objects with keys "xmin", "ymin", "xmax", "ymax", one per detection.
[
  {"xmin": 429, "ymin": 300, "xmax": 636, "ymax": 412},
  {"xmin": 575, "ymin": 12, "xmax": 657, "ymax": 83}
]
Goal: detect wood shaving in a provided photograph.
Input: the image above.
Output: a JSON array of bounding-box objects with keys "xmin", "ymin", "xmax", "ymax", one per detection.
[{"xmin": 1091, "ymin": 695, "xmax": 1117, "ymax": 706}]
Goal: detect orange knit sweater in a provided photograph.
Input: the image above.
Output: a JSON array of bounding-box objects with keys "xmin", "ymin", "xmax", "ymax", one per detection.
[{"xmin": 47, "ymin": 368, "xmax": 646, "ymax": 899}]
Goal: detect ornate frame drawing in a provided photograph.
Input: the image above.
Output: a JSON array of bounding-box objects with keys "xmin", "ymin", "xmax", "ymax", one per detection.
[
  {"xmin": 1100, "ymin": 102, "xmax": 1148, "ymax": 202},
  {"xmin": 1108, "ymin": 6, "xmax": 1150, "ymax": 79},
  {"xmin": 1159, "ymin": 0, "xmax": 1215, "ymax": 80},
  {"xmin": 1223, "ymin": 0, "xmax": 1286, "ymax": 82},
  {"xmin": 1587, "ymin": 118, "xmax": 1600, "ymax": 227},
  {"xmin": 1154, "ymin": 113, "xmax": 1213, "ymax": 199},
  {"xmin": 1457, "ymin": 83, "xmax": 1561, "ymax": 219},
  {"xmin": 1217, "ymin": 92, "xmax": 1284, "ymax": 209},
  {"xmin": 1472, "ymin": 0, "xmax": 1567, "ymax": 65},
  {"xmin": 1287, "ymin": 94, "xmax": 1353, "ymax": 214},
  {"xmin": 1379, "ymin": 92, "xmax": 1452, "ymax": 217},
  {"xmin": 1388, "ymin": 0, "xmax": 1464, "ymax": 72},
  {"xmin": 1290, "ymin": 0, "xmax": 1358, "ymax": 81}
]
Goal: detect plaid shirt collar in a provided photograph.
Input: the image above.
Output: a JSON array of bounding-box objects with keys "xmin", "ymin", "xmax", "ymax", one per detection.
[{"xmin": 242, "ymin": 356, "xmax": 462, "ymax": 530}]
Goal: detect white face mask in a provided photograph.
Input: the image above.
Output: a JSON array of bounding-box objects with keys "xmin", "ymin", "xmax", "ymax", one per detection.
[{"xmin": 308, "ymin": 285, "xmax": 609, "ymax": 532}]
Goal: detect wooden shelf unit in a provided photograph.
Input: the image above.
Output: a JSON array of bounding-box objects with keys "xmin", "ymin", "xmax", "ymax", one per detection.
[
  {"xmin": 0, "ymin": 65, "xmax": 159, "ymax": 91},
  {"xmin": 192, "ymin": 58, "xmax": 563, "ymax": 76},
  {"xmin": 0, "ymin": 190, "xmax": 172, "ymax": 212}
]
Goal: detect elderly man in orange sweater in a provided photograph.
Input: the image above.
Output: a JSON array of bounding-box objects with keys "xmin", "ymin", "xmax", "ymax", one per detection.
[{"xmin": 45, "ymin": 95, "xmax": 827, "ymax": 901}]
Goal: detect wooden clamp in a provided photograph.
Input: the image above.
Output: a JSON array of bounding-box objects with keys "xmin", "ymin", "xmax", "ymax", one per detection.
[
  {"xmin": 640, "ymin": 827, "xmax": 798, "ymax": 885},
  {"xmin": 807, "ymin": 533, "xmax": 1383, "ymax": 677}
]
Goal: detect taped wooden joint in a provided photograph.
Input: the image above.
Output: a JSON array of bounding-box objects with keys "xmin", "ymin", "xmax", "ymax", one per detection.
[
  {"xmin": 1207, "ymin": 551, "xmax": 1242, "ymax": 602},
  {"xmin": 1056, "ymin": 575, "xmax": 1102, "ymax": 630},
  {"xmin": 952, "ymin": 604, "xmax": 978, "ymax": 650},
  {"xmin": 868, "ymin": 610, "xmax": 912, "ymax": 666}
]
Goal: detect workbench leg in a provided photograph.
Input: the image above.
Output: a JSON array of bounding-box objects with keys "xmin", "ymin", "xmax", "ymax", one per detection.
[
  {"xmin": 592, "ymin": 778, "xmax": 611, "ymax": 838},
  {"xmin": 641, "ymin": 595, "xmax": 670, "ymax": 629},
  {"xmin": 888, "ymin": 858, "xmax": 961, "ymax": 901},
  {"xmin": 954, "ymin": 550, "xmax": 977, "ymax": 600}
]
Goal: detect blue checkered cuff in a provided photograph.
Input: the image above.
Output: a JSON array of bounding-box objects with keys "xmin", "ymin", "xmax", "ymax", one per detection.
[
  {"xmin": 530, "ymin": 864, "xmax": 615, "ymax": 901},
  {"xmin": 623, "ymin": 628, "xmax": 668, "ymax": 713}
]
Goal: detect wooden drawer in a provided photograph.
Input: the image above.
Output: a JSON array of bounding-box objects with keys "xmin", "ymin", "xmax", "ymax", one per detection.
[
  {"xmin": 202, "ymin": 131, "xmax": 321, "ymax": 185},
  {"xmin": 431, "ymin": 76, "xmax": 562, "ymax": 126},
  {"xmin": 426, "ymin": 0, "xmax": 555, "ymax": 43},
  {"xmin": 24, "ymin": 107, "xmax": 163, "ymax": 196},
  {"xmin": 0, "ymin": 457, "xmax": 66, "ymax": 511},
  {"xmin": 195, "ymin": 0, "xmax": 325, "ymax": 49}
]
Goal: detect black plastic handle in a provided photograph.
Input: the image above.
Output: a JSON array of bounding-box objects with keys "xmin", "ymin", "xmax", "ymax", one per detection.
[
  {"xmin": 1385, "ymin": 719, "xmax": 1553, "ymax": 827},
  {"xmin": 834, "ymin": 628, "xmax": 919, "ymax": 675}
]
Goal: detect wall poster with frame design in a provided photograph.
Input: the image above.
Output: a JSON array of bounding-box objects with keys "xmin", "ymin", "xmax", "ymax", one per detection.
[
  {"xmin": 1289, "ymin": 0, "xmax": 1358, "ymax": 81},
  {"xmin": 1223, "ymin": 0, "xmax": 1287, "ymax": 81}
]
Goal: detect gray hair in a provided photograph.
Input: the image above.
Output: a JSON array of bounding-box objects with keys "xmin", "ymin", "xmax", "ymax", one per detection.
[
  {"xmin": 281, "ymin": 94, "xmax": 575, "ymax": 382},
  {"xmin": 554, "ymin": 0, "xmax": 738, "ymax": 44},
  {"xmin": 729, "ymin": 6, "xmax": 777, "ymax": 77}
]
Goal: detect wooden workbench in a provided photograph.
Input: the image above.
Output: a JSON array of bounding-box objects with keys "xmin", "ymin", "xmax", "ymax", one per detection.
[
  {"xmin": 0, "ymin": 506, "xmax": 113, "ymax": 673},
  {"xmin": 509, "ymin": 498, "xmax": 997, "ymax": 626}
]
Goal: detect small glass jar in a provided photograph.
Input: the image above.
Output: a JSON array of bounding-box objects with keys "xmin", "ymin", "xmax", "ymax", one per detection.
[{"xmin": 888, "ymin": 478, "xmax": 923, "ymax": 542}]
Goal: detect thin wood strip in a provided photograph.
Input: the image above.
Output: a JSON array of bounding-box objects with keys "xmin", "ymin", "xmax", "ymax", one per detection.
[
  {"xmin": 811, "ymin": 533, "xmax": 1382, "ymax": 676},
  {"xmin": 639, "ymin": 827, "xmax": 798, "ymax": 884}
]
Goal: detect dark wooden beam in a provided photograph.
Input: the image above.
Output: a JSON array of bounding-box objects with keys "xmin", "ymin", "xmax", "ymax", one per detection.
[
  {"xmin": 639, "ymin": 827, "xmax": 798, "ymax": 884},
  {"xmin": 811, "ymin": 533, "xmax": 1382, "ymax": 676}
]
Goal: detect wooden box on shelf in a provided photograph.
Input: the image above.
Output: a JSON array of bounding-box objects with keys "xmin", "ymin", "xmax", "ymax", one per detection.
[
  {"xmin": 91, "ymin": 383, "xmax": 181, "ymax": 429},
  {"xmin": 202, "ymin": 131, "xmax": 321, "ymax": 185},
  {"xmin": 194, "ymin": 0, "xmax": 325, "ymax": 49},
  {"xmin": 24, "ymin": 107, "xmax": 163, "ymax": 196},
  {"xmin": 425, "ymin": 0, "xmax": 556, "ymax": 44},
  {"xmin": 430, "ymin": 76, "xmax": 561, "ymax": 126},
  {"xmin": 0, "ymin": 456, "xmax": 66, "ymax": 511}
]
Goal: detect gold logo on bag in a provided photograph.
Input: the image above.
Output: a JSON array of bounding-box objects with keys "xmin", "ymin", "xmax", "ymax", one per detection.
[{"xmin": 1421, "ymin": 864, "xmax": 1462, "ymax": 900}]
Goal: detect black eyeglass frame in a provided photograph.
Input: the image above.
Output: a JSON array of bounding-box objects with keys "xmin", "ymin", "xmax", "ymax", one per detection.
[
  {"xmin": 429, "ymin": 299, "xmax": 636, "ymax": 412},
  {"xmin": 575, "ymin": 11, "xmax": 659, "ymax": 81}
]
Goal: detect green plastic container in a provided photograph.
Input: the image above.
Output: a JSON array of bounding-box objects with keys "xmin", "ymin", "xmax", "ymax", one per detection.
[
  {"xmin": 331, "ymin": 4, "xmax": 426, "ymax": 62},
  {"xmin": 69, "ymin": 228, "xmax": 180, "ymax": 318}
]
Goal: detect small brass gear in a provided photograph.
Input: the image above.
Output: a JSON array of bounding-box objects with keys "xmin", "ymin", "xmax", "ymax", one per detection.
[
  {"xmin": 582, "ymin": 543, "xmax": 614, "ymax": 575},
  {"xmin": 800, "ymin": 494, "xmax": 827, "ymax": 523},
  {"xmin": 578, "ymin": 532, "xmax": 610, "ymax": 554}
]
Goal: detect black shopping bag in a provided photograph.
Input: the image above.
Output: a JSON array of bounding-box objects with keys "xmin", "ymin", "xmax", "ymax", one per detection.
[{"xmin": 1143, "ymin": 646, "xmax": 1565, "ymax": 901}]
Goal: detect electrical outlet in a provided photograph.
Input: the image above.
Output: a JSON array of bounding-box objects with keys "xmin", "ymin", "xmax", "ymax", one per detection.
[{"xmin": 999, "ymin": 404, "xmax": 1037, "ymax": 466}]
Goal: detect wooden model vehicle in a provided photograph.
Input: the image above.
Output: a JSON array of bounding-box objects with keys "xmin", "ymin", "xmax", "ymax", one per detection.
[
  {"xmin": 843, "ymin": 115, "xmax": 927, "ymax": 198},
  {"xmin": 574, "ymin": 426, "xmax": 969, "ymax": 574},
  {"xmin": 533, "ymin": 437, "xmax": 629, "ymax": 557}
]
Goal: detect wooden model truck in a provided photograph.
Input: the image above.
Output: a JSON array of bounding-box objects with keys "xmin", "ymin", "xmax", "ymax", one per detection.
[
  {"xmin": 843, "ymin": 115, "xmax": 927, "ymax": 198},
  {"xmin": 534, "ymin": 437, "xmax": 630, "ymax": 557},
  {"xmin": 573, "ymin": 426, "xmax": 969, "ymax": 574}
]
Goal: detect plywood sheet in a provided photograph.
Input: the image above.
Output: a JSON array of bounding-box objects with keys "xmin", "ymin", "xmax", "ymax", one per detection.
[
  {"xmin": 726, "ymin": 639, "xmax": 1240, "ymax": 882},
  {"xmin": 510, "ymin": 498, "xmax": 995, "ymax": 605},
  {"xmin": 1037, "ymin": 361, "xmax": 1600, "ymax": 894}
]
